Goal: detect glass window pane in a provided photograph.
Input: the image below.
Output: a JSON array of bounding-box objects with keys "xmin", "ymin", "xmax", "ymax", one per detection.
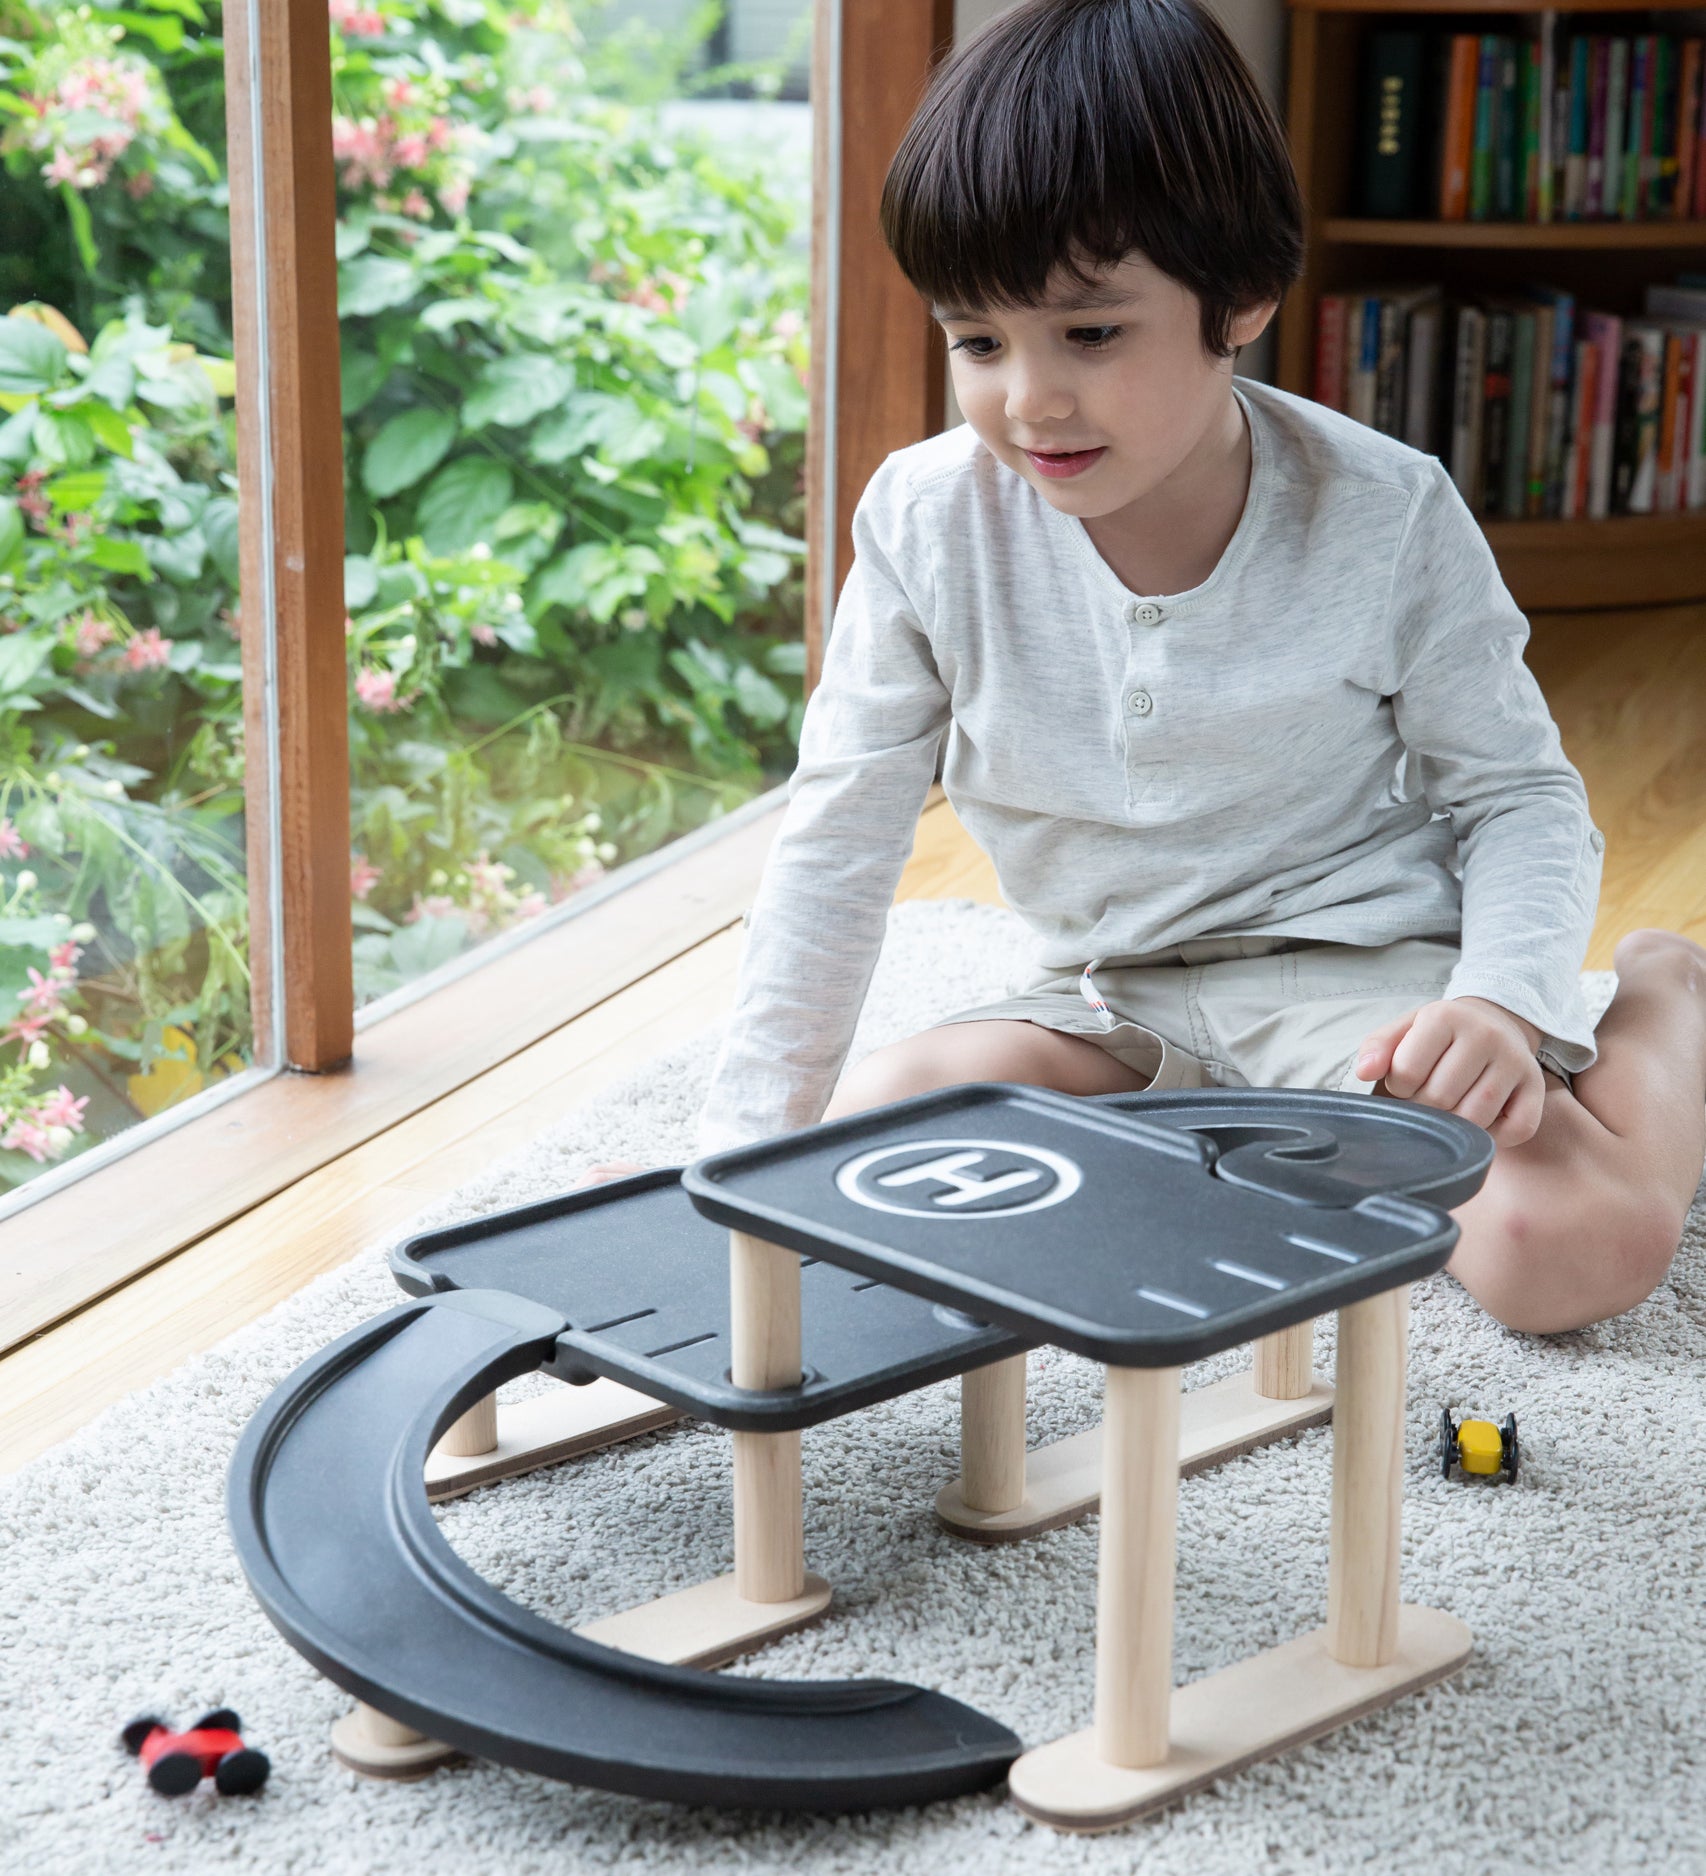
[
  {"xmin": 334, "ymin": 0, "xmax": 812, "ymax": 1011},
  {"xmin": 0, "ymin": 1, "xmax": 253, "ymax": 1197}
]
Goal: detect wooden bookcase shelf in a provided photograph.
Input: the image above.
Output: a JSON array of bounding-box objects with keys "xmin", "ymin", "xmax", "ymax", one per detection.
[{"xmin": 1280, "ymin": 0, "xmax": 1706, "ymax": 608}]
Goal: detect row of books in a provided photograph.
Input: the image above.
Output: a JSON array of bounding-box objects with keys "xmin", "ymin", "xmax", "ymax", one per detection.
[
  {"xmin": 1361, "ymin": 18, "xmax": 1706, "ymax": 221},
  {"xmin": 1312, "ymin": 279, "xmax": 1706, "ymax": 520}
]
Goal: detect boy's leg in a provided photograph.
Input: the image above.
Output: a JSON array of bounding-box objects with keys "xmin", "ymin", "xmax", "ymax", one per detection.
[
  {"xmin": 822, "ymin": 1018, "xmax": 1152, "ymax": 1122},
  {"xmin": 1431, "ymin": 929, "xmax": 1706, "ymax": 1334}
]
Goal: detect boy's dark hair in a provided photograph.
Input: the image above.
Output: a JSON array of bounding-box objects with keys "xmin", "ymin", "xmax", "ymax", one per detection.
[{"xmin": 880, "ymin": 0, "xmax": 1305, "ymax": 358}]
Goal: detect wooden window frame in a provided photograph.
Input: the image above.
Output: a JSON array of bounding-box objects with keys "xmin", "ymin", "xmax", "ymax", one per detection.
[{"xmin": 0, "ymin": 0, "xmax": 953, "ymax": 1360}]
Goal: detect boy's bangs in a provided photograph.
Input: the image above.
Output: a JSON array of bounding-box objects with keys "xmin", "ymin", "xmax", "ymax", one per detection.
[{"xmin": 880, "ymin": 0, "xmax": 1304, "ymax": 346}]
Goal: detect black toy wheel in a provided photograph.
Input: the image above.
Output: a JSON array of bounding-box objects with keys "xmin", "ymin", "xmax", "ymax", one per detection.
[
  {"xmin": 192, "ymin": 1708, "xmax": 241, "ymax": 1734},
  {"xmin": 1438, "ymin": 1407, "xmax": 1457, "ymax": 1479},
  {"xmin": 1501, "ymin": 1413, "xmax": 1520, "ymax": 1483},
  {"xmin": 121, "ymin": 1716, "xmax": 167, "ymax": 1756},
  {"xmin": 214, "ymin": 1747, "xmax": 270, "ymax": 1796},
  {"xmin": 146, "ymin": 1750, "xmax": 203, "ymax": 1797}
]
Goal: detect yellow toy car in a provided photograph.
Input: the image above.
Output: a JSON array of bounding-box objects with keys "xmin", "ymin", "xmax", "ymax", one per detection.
[{"xmin": 1439, "ymin": 1408, "xmax": 1519, "ymax": 1482}]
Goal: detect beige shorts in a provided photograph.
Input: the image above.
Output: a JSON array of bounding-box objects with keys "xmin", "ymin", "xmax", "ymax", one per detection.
[{"xmin": 933, "ymin": 933, "xmax": 1534, "ymax": 1096}]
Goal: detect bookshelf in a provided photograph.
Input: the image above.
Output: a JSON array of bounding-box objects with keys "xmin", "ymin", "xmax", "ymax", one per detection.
[{"xmin": 1279, "ymin": 0, "xmax": 1706, "ymax": 607}]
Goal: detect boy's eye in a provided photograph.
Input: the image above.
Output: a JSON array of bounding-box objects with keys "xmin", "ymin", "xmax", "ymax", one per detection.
[
  {"xmin": 1069, "ymin": 325, "xmax": 1121, "ymax": 349},
  {"xmin": 949, "ymin": 335, "xmax": 999, "ymax": 359}
]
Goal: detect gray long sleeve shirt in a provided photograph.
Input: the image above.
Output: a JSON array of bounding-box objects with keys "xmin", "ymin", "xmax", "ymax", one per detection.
[{"xmin": 696, "ymin": 377, "xmax": 1604, "ymax": 1157}]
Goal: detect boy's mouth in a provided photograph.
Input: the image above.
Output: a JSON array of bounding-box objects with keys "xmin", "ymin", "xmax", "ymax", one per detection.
[{"xmin": 1022, "ymin": 445, "xmax": 1106, "ymax": 480}]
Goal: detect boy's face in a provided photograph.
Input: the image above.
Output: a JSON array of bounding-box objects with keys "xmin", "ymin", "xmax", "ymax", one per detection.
[{"xmin": 933, "ymin": 251, "xmax": 1276, "ymax": 518}]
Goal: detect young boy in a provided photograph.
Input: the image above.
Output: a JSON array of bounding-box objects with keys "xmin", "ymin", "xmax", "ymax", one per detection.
[{"xmin": 592, "ymin": 0, "xmax": 1706, "ymax": 1335}]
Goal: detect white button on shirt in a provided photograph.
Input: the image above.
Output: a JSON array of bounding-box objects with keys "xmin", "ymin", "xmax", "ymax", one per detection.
[
  {"xmin": 696, "ymin": 379, "xmax": 1604, "ymax": 1157},
  {"xmin": 1135, "ymin": 602, "xmax": 1163, "ymax": 625}
]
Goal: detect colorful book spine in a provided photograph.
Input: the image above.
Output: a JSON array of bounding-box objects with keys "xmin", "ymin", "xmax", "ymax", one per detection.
[
  {"xmin": 1603, "ymin": 38, "xmax": 1629, "ymax": 221},
  {"xmin": 1538, "ymin": 10, "xmax": 1558, "ymax": 221},
  {"xmin": 1471, "ymin": 36, "xmax": 1502, "ymax": 219},
  {"xmin": 1503, "ymin": 312, "xmax": 1538, "ymax": 517},
  {"xmin": 1520, "ymin": 40, "xmax": 1542, "ymax": 219},
  {"xmin": 1440, "ymin": 35, "xmax": 1480, "ymax": 218},
  {"xmin": 1585, "ymin": 310, "xmax": 1622, "ymax": 519},
  {"xmin": 1688, "ymin": 330, "xmax": 1706, "ymax": 506},
  {"xmin": 1544, "ymin": 291, "xmax": 1576, "ymax": 515},
  {"xmin": 1655, "ymin": 328, "xmax": 1683, "ymax": 507},
  {"xmin": 1651, "ymin": 35, "xmax": 1677, "ymax": 216},
  {"xmin": 1624, "ymin": 37, "xmax": 1651, "ymax": 221},
  {"xmin": 1563, "ymin": 35, "xmax": 1591, "ymax": 217},
  {"xmin": 1676, "ymin": 40, "xmax": 1701, "ymax": 218},
  {"xmin": 1483, "ymin": 308, "xmax": 1515, "ymax": 511},
  {"xmin": 1629, "ymin": 324, "xmax": 1665, "ymax": 510},
  {"xmin": 1585, "ymin": 37, "xmax": 1610, "ymax": 219},
  {"xmin": 1495, "ymin": 37, "xmax": 1522, "ymax": 217},
  {"xmin": 1527, "ymin": 298, "xmax": 1556, "ymax": 516}
]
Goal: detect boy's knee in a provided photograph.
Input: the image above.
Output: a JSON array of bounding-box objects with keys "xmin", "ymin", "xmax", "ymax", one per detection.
[{"xmin": 1451, "ymin": 1183, "xmax": 1682, "ymax": 1332}]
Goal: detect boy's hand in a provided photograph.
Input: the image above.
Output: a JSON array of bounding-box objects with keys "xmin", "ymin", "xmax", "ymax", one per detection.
[
  {"xmin": 574, "ymin": 1160, "xmax": 645, "ymax": 1187},
  {"xmin": 1354, "ymin": 996, "xmax": 1547, "ymax": 1149}
]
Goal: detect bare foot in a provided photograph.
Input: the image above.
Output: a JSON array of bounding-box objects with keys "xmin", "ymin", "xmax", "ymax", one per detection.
[{"xmin": 574, "ymin": 1160, "xmax": 645, "ymax": 1187}]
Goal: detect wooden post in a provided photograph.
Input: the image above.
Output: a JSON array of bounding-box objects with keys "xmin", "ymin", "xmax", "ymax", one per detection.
[
  {"xmin": 1253, "ymin": 1320, "xmax": 1314, "ymax": 1399},
  {"xmin": 1093, "ymin": 1365, "xmax": 1181, "ymax": 1770},
  {"xmin": 960, "ymin": 1354, "xmax": 1027, "ymax": 1514},
  {"xmin": 436, "ymin": 1392, "xmax": 498, "ymax": 1459},
  {"xmin": 730, "ymin": 1228, "xmax": 805, "ymax": 1603},
  {"xmin": 1326, "ymin": 1285, "xmax": 1408, "ymax": 1669}
]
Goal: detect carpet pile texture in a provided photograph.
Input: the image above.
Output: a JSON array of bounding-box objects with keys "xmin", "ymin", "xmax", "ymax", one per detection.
[{"xmin": 2, "ymin": 900, "xmax": 1699, "ymax": 1876}]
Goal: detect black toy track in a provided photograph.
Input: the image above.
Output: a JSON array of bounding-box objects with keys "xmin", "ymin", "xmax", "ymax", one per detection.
[{"xmin": 228, "ymin": 1083, "xmax": 1493, "ymax": 1814}]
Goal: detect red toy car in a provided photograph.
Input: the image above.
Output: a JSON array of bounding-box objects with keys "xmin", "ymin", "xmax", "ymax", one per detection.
[{"xmin": 121, "ymin": 1709, "xmax": 270, "ymax": 1797}]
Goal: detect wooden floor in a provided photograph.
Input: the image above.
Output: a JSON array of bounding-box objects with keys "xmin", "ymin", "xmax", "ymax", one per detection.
[{"xmin": 0, "ymin": 601, "xmax": 1700, "ymax": 1472}]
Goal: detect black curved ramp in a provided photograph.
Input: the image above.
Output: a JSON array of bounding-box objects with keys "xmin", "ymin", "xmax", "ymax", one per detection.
[{"xmin": 227, "ymin": 1288, "xmax": 1018, "ymax": 1812}]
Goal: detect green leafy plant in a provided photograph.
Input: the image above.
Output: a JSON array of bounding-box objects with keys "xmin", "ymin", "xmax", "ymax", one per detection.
[{"xmin": 0, "ymin": 0, "xmax": 810, "ymax": 1190}]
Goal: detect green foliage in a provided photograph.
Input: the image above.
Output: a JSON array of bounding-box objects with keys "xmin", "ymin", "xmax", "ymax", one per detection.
[{"xmin": 0, "ymin": 0, "xmax": 809, "ymax": 1191}]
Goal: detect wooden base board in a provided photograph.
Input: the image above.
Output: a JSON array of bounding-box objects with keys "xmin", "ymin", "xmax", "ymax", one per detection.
[
  {"xmin": 1008, "ymin": 1603, "xmax": 1473, "ymax": 1833},
  {"xmin": 425, "ymin": 1379, "xmax": 682, "ymax": 1500},
  {"xmin": 935, "ymin": 1372, "xmax": 1335, "ymax": 1543},
  {"xmin": 576, "ymin": 1569, "xmax": 834, "ymax": 1670},
  {"xmin": 329, "ymin": 1709, "xmax": 463, "ymax": 1781}
]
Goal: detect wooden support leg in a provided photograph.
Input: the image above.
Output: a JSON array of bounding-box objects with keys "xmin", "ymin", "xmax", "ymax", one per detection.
[
  {"xmin": 579, "ymin": 1228, "xmax": 830, "ymax": 1666},
  {"xmin": 1094, "ymin": 1365, "xmax": 1181, "ymax": 1769},
  {"xmin": 330, "ymin": 1702, "xmax": 460, "ymax": 1780},
  {"xmin": 959, "ymin": 1354, "xmax": 1028, "ymax": 1515},
  {"xmin": 1253, "ymin": 1319, "xmax": 1314, "ymax": 1401},
  {"xmin": 1010, "ymin": 1282, "xmax": 1469, "ymax": 1834},
  {"xmin": 437, "ymin": 1392, "xmax": 498, "ymax": 1458},
  {"xmin": 1327, "ymin": 1285, "xmax": 1407, "ymax": 1669}
]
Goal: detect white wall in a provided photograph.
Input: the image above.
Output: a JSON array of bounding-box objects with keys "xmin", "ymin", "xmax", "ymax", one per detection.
[{"xmin": 946, "ymin": 0, "xmax": 1284, "ymax": 393}]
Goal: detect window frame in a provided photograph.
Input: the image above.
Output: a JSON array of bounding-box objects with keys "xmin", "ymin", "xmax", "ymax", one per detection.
[{"xmin": 0, "ymin": 0, "xmax": 953, "ymax": 1358}]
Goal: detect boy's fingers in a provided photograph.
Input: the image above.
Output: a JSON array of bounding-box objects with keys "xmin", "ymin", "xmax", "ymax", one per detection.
[
  {"xmin": 1486, "ymin": 1066, "xmax": 1546, "ymax": 1149},
  {"xmin": 1380, "ymin": 1010, "xmax": 1444, "ymax": 1099},
  {"xmin": 1354, "ymin": 1010, "xmax": 1418, "ymax": 1081},
  {"xmin": 1405, "ymin": 1037, "xmax": 1484, "ymax": 1115},
  {"xmin": 1454, "ymin": 1059, "xmax": 1519, "ymax": 1134}
]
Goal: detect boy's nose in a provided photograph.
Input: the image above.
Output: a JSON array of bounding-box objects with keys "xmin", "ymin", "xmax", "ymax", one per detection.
[{"xmin": 1004, "ymin": 369, "xmax": 1075, "ymax": 428}]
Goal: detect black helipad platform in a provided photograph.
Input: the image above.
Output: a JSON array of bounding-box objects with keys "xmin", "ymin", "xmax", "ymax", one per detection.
[
  {"xmin": 1092, "ymin": 1087, "xmax": 1493, "ymax": 1211},
  {"xmin": 390, "ymin": 1170, "xmax": 1025, "ymax": 1432},
  {"xmin": 683, "ymin": 1084, "xmax": 1493, "ymax": 1368}
]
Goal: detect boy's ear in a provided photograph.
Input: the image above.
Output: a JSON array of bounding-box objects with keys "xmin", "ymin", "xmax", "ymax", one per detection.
[{"xmin": 1230, "ymin": 299, "xmax": 1280, "ymax": 349}]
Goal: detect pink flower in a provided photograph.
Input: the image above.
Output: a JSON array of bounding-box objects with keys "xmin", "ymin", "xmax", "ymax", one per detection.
[
  {"xmin": 401, "ymin": 189, "xmax": 431, "ymax": 220},
  {"xmin": 470, "ymin": 621, "xmax": 498, "ymax": 647},
  {"xmin": 393, "ymin": 134, "xmax": 429, "ymax": 170},
  {"xmin": 771, "ymin": 309, "xmax": 805, "ymax": 343},
  {"xmin": 72, "ymin": 612, "xmax": 116, "ymax": 658},
  {"xmin": 125, "ymin": 169, "xmax": 155, "ymax": 200},
  {"xmin": 513, "ymin": 890, "xmax": 548, "ymax": 921},
  {"xmin": 438, "ymin": 176, "xmax": 470, "ymax": 216},
  {"xmin": 2, "ymin": 1118, "xmax": 53, "ymax": 1162},
  {"xmin": 328, "ymin": 0, "xmax": 385, "ymax": 36},
  {"xmin": 16, "ymin": 471, "xmax": 51, "ymax": 531},
  {"xmin": 48, "ymin": 940, "xmax": 80, "ymax": 973},
  {"xmin": 0, "ymin": 820, "xmax": 29, "ymax": 862},
  {"xmin": 354, "ymin": 666, "xmax": 402, "ymax": 712},
  {"xmin": 426, "ymin": 116, "xmax": 452, "ymax": 152},
  {"xmin": 122, "ymin": 627, "xmax": 171, "ymax": 672},
  {"xmin": 19, "ymin": 967, "xmax": 64, "ymax": 1019},
  {"xmin": 385, "ymin": 78, "xmax": 416, "ymax": 107},
  {"xmin": 350, "ymin": 855, "xmax": 382, "ymax": 899},
  {"xmin": 44, "ymin": 149, "xmax": 82, "ymax": 187},
  {"xmin": 403, "ymin": 893, "xmax": 459, "ymax": 924},
  {"xmin": 35, "ymin": 1085, "xmax": 88, "ymax": 1131}
]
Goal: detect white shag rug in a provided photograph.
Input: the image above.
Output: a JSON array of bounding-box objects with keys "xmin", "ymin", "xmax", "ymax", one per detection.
[{"xmin": 2, "ymin": 900, "xmax": 1701, "ymax": 1876}]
